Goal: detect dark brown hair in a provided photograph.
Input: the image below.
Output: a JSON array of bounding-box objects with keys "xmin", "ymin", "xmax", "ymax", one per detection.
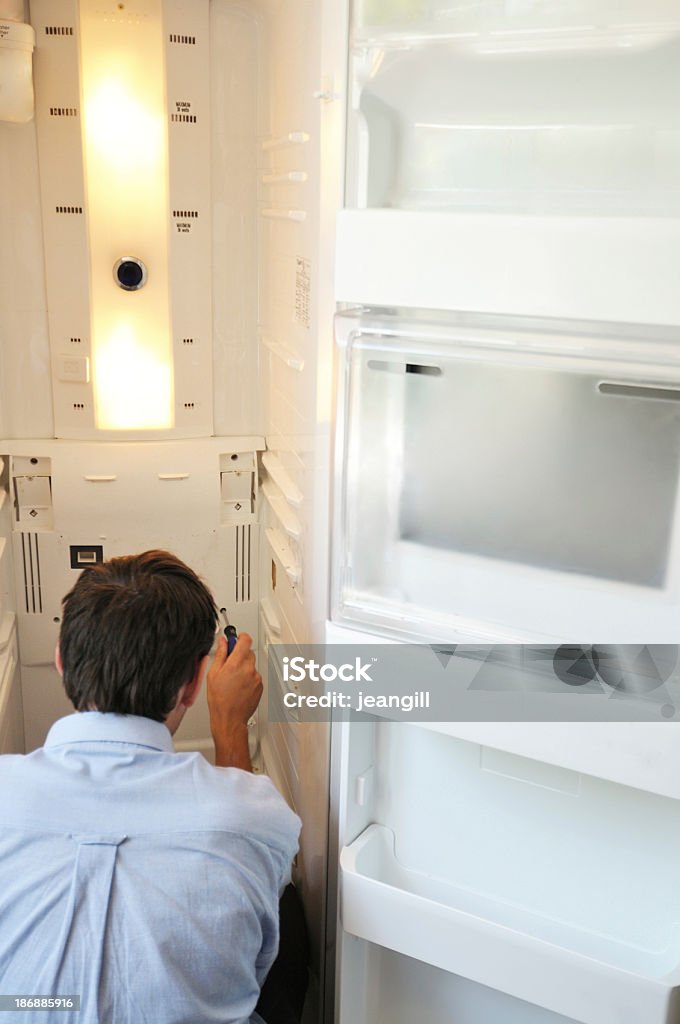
[{"xmin": 59, "ymin": 550, "xmax": 218, "ymax": 721}]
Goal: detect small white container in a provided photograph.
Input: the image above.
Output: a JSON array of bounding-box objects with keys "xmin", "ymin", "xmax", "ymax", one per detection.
[{"xmin": 0, "ymin": 20, "xmax": 36, "ymax": 124}]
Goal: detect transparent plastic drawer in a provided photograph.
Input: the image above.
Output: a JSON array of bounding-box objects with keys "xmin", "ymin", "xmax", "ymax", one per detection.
[
  {"xmin": 332, "ymin": 309, "xmax": 680, "ymax": 642},
  {"xmin": 348, "ymin": 1, "xmax": 680, "ymax": 215}
]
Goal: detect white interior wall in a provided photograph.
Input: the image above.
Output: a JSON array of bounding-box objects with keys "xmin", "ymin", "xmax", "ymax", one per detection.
[
  {"xmin": 211, "ymin": 1, "xmax": 261, "ymax": 436},
  {"xmin": 0, "ymin": 116, "xmax": 53, "ymax": 439},
  {"xmin": 253, "ymin": 0, "xmax": 346, "ymax": 1007}
]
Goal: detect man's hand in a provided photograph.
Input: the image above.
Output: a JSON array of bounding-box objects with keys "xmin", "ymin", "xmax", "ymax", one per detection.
[{"xmin": 207, "ymin": 633, "xmax": 262, "ymax": 771}]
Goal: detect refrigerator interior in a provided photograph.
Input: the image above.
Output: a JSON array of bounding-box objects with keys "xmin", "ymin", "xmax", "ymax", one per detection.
[
  {"xmin": 1, "ymin": 0, "xmax": 680, "ymax": 1022},
  {"xmin": 0, "ymin": 0, "xmax": 346, "ymax": 1015}
]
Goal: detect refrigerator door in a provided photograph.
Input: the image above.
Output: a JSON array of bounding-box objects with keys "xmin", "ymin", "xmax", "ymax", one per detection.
[{"xmin": 333, "ymin": 3, "xmax": 680, "ymax": 1023}]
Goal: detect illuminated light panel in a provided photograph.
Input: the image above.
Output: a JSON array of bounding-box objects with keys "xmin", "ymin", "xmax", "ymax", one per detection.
[
  {"xmin": 78, "ymin": 0, "xmax": 174, "ymax": 431},
  {"xmin": 95, "ymin": 323, "xmax": 173, "ymax": 431}
]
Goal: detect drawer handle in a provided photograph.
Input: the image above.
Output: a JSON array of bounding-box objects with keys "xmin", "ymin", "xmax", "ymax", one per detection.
[{"xmin": 599, "ymin": 382, "xmax": 680, "ymax": 402}]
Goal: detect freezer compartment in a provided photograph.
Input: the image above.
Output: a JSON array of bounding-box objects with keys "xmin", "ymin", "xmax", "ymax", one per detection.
[
  {"xmin": 333, "ymin": 308, "xmax": 680, "ymax": 642},
  {"xmin": 338, "ymin": 723, "xmax": 680, "ymax": 1023},
  {"xmin": 348, "ymin": 2, "xmax": 680, "ymax": 215}
]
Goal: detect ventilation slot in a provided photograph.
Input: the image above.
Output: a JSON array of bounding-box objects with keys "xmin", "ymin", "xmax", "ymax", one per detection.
[
  {"xmin": 49, "ymin": 107, "xmax": 78, "ymax": 117},
  {"xmin": 182, "ymin": 338, "xmax": 194, "ymax": 345},
  {"xmin": 20, "ymin": 533, "xmax": 43, "ymax": 615},
  {"xmin": 55, "ymin": 205, "xmax": 83, "ymax": 214},
  {"xmin": 171, "ymin": 113, "xmax": 197, "ymax": 124},
  {"xmin": 235, "ymin": 525, "xmax": 252, "ymax": 604},
  {"xmin": 45, "ymin": 26, "xmax": 74, "ymax": 35},
  {"xmin": 183, "ymin": 402, "xmax": 195, "ymax": 409},
  {"xmin": 173, "ymin": 210, "xmax": 199, "ymax": 218},
  {"xmin": 73, "ymin": 403, "xmax": 85, "ymax": 410},
  {"xmin": 70, "ymin": 337, "xmax": 82, "ymax": 344},
  {"xmin": 169, "ymin": 33, "xmax": 196, "ymax": 44}
]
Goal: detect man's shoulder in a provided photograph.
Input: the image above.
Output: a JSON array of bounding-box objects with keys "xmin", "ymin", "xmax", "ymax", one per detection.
[
  {"xmin": 0, "ymin": 746, "xmax": 300, "ymax": 861},
  {"xmin": 176, "ymin": 754, "xmax": 301, "ymax": 857}
]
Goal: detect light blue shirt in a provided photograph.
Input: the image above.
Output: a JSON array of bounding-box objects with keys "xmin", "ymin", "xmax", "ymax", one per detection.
[{"xmin": 0, "ymin": 712, "xmax": 301, "ymax": 1024}]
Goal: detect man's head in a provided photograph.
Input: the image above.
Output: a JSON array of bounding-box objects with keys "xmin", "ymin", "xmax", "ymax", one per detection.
[{"xmin": 58, "ymin": 550, "xmax": 218, "ymax": 723}]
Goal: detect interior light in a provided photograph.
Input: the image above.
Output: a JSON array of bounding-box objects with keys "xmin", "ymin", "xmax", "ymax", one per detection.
[
  {"xmin": 94, "ymin": 323, "xmax": 173, "ymax": 431},
  {"xmin": 78, "ymin": 0, "xmax": 174, "ymax": 431}
]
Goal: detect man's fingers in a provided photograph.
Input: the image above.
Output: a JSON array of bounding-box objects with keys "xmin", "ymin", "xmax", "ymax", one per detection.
[
  {"xmin": 209, "ymin": 635, "xmax": 228, "ymax": 675},
  {"xmin": 230, "ymin": 633, "xmax": 253, "ymax": 663}
]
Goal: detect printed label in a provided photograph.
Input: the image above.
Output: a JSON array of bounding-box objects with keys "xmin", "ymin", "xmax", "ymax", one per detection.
[{"xmin": 295, "ymin": 257, "xmax": 311, "ymax": 328}]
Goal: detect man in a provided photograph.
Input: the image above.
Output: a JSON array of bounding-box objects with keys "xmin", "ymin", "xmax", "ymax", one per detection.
[{"xmin": 0, "ymin": 550, "xmax": 301, "ymax": 1023}]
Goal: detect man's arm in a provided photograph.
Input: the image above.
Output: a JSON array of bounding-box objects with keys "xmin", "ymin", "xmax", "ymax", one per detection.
[{"xmin": 207, "ymin": 633, "xmax": 263, "ymax": 771}]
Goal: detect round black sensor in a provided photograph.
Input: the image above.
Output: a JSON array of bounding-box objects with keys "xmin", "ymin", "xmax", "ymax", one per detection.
[{"xmin": 113, "ymin": 257, "xmax": 147, "ymax": 291}]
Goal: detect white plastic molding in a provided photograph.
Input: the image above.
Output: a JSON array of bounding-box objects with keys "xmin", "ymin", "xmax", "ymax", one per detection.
[{"xmin": 341, "ymin": 823, "xmax": 680, "ymax": 1024}]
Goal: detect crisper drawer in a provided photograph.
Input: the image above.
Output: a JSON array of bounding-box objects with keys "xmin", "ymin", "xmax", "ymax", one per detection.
[{"xmin": 332, "ymin": 308, "xmax": 680, "ymax": 642}]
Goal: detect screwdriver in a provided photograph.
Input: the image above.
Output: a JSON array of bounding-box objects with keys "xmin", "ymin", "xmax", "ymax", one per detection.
[{"xmin": 219, "ymin": 608, "xmax": 238, "ymax": 656}]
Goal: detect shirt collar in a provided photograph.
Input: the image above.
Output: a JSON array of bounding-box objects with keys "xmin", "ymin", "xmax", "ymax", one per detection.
[{"xmin": 44, "ymin": 712, "xmax": 175, "ymax": 753}]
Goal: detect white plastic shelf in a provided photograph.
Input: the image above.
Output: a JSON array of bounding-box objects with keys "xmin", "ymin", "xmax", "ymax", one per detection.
[
  {"xmin": 336, "ymin": 210, "xmax": 680, "ymax": 325},
  {"xmin": 341, "ymin": 824, "xmax": 680, "ymax": 1024}
]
